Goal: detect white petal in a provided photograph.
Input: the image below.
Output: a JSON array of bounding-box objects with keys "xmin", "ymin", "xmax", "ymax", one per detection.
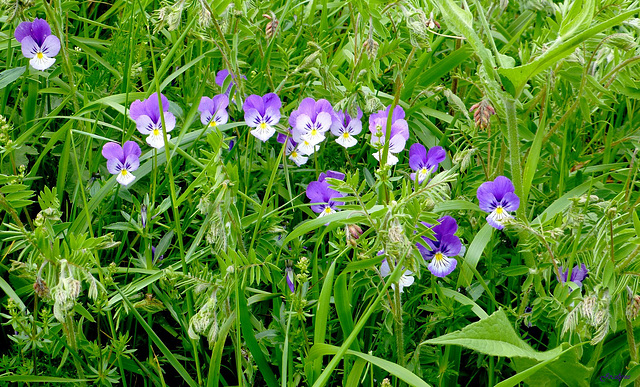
[
  {"xmin": 335, "ymin": 133, "xmax": 357, "ymax": 148},
  {"xmin": 30, "ymin": 55, "xmax": 55, "ymax": 71},
  {"xmin": 250, "ymin": 125, "xmax": 275, "ymax": 142},
  {"xmin": 116, "ymin": 170, "xmax": 136, "ymax": 186},
  {"xmin": 147, "ymin": 133, "xmax": 170, "ymax": 149},
  {"xmin": 372, "ymin": 151, "xmax": 399, "ymax": 166},
  {"xmin": 289, "ymin": 152, "xmax": 308, "ymax": 166},
  {"xmin": 301, "ymin": 131, "xmax": 326, "ymax": 146},
  {"xmin": 297, "ymin": 141, "xmax": 319, "ymax": 155}
]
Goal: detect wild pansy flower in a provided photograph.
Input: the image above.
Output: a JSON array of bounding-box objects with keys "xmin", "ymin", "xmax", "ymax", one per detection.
[
  {"xmin": 243, "ymin": 93, "xmax": 282, "ymax": 142},
  {"xmin": 409, "ymin": 144, "xmax": 446, "ymax": 183},
  {"xmin": 198, "ymin": 94, "xmax": 229, "ymax": 128},
  {"xmin": 379, "ymin": 256, "xmax": 415, "ymax": 293},
  {"xmin": 331, "ymin": 108, "xmax": 362, "ymax": 148},
  {"xmin": 416, "ymin": 216, "xmax": 460, "ymax": 278},
  {"xmin": 14, "ymin": 18, "xmax": 61, "ymax": 71},
  {"xmin": 129, "ymin": 92, "xmax": 176, "ymax": 149},
  {"xmin": 477, "ymin": 176, "xmax": 520, "ymax": 230},
  {"xmin": 277, "ymin": 133, "xmax": 308, "ymax": 166},
  {"xmin": 558, "ymin": 263, "xmax": 589, "ymax": 287},
  {"xmin": 285, "ymin": 261, "xmax": 295, "ymax": 293},
  {"xmin": 290, "ymin": 98, "xmax": 337, "ymax": 147},
  {"xmin": 102, "ymin": 141, "xmax": 141, "ymax": 186},
  {"xmin": 305, "ymin": 170, "xmax": 345, "ymax": 217},
  {"xmin": 369, "ymin": 105, "xmax": 409, "ymax": 165}
]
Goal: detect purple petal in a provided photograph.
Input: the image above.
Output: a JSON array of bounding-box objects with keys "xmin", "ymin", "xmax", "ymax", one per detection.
[
  {"xmin": 315, "ymin": 99, "xmax": 335, "ymax": 115},
  {"xmin": 286, "ymin": 268, "xmax": 295, "ymax": 293},
  {"xmin": 264, "ymin": 107, "xmax": 281, "ymax": 126},
  {"xmin": 212, "ymin": 94, "xmax": 229, "ymax": 112},
  {"xmin": 263, "ymin": 93, "xmax": 282, "ymax": 112},
  {"xmin": 426, "ymin": 146, "xmax": 446, "ymax": 171},
  {"xmin": 390, "ymin": 119, "xmax": 409, "ymax": 140},
  {"xmin": 391, "ymin": 105, "xmax": 405, "ymax": 122},
  {"xmin": 432, "ymin": 216, "xmax": 458, "ymax": 237},
  {"xmin": 477, "ymin": 181, "xmax": 499, "ymax": 213},
  {"xmin": 380, "ymin": 259, "xmax": 391, "ymax": 277},
  {"xmin": 428, "ymin": 256, "xmax": 457, "ymax": 278},
  {"xmin": 570, "ymin": 264, "xmax": 589, "ymax": 285},
  {"xmin": 306, "ymin": 181, "xmax": 331, "ymax": 205},
  {"xmin": 41, "ymin": 35, "xmax": 60, "ymax": 57},
  {"xmin": 409, "ymin": 143, "xmax": 427, "ymax": 171},
  {"xmin": 439, "ymin": 234, "xmax": 462, "ymax": 257},
  {"xmin": 485, "ymin": 214, "xmax": 504, "ymax": 230},
  {"xmin": 198, "ymin": 96, "xmax": 214, "ymax": 115},
  {"xmin": 129, "ymin": 99, "xmax": 147, "ymax": 121},
  {"xmin": 106, "ymin": 158, "xmax": 123, "ymax": 174},
  {"xmin": 20, "ymin": 36, "xmax": 38, "ymax": 59},
  {"xmin": 122, "ymin": 141, "xmax": 141, "ymax": 159},
  {"xmin": 244, "ymin": 108, "xmax": 262, "ymax": 128},
  {"xmin": 30, "ymin": 18, "xmax": 52, "ymax": 46},
  {"xmin": 387, "ymin": 134, "xmax": 407, "ymax": 154},
  {"xmin": 289, "ymin": 98, "xmax": 316, "ymax": 126},
  {"xmin": 491, "ymin": 176, "xmax": 516, "ymax": 202},
  {"xmin": 319, "ymin": 170, "xmax": 345, "ymax": 182},
  {"xmin": 244, "ymin": 94, "xmax": 265, "ymax": 115},
  {"xmin": 14, "ymin": 21, "xmax": 32, "ymax": 43},
  {"xmin": 147, "ymin": 92, "xmax": 170, "ymax": 116},
  {"xmin": 102, "ymin": 142, "xmax": 124, "ymax": 162},
  {"xmin": 500, "ymin": 192, "xmax": 520, "ymax": 212},
  {"xmin": 276, "ymin": 133, "xmax": 288, "ymax": 144},
  {"xmin": 124, "ymin": 154, "xmax": 140, "ymax": 172},
  {"xmin": 216, "ymin": 69, "xmax": 230, "ymax": 86}
]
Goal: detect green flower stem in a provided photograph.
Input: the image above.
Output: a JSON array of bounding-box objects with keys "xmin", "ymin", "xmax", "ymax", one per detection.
[
  {"xmin": 393, "ymin": 284, "xmax": 405, "ymax": 368},
  {"xmin": 503, "ymin": 97, "xmax": 524, "ymax": 219}
]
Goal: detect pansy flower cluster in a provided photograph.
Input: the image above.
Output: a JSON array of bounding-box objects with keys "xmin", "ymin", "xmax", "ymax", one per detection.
[
  {"xmin": 417, "ymin": 216, "xmax": 462, "ymax": 278},
  {"xmin": 305, "ymin": 170, "xmax": 346, "ymax": 217},
  {"xmin": 477, "ymin": 176, "xmax": 520, "ymax": 230}
]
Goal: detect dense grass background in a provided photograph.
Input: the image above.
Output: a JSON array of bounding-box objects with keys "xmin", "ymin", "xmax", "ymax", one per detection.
[{"xmin": 1, "ymin": 0, "xmax": 640, "ymax": 386}]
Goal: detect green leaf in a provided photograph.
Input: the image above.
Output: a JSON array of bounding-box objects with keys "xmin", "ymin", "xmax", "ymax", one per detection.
[
  {"xmin": 499, "ymin": 8, "xmax": 638, "ymax": 96},
  {"xmin": 312, "ymin": 260, "xmax": 337, "ymax": 382},
  {"xmin": 308, "ymin": 344, "xmax": 432, "ymax": 387},
  {"xmin": 457, "ymin": 223, "xmax": 493, "ymax": 288},
  {"xmin": 558, "ymin": 0, "xmax": 595, "ymax": 39},
  {"xmin": 0, "ymin": 67, "xmax": 26, "ymax": 89},
  {"xmin": 508, "ymin": 344, "xmax": 591, "ymax": 387},
  {"xmin": 0, "ymin": 376, "xmax": 91, "ymax": 383},
  {"xmin": 423, "ymin": 309, "xmax": 563, "ymax": 361}
]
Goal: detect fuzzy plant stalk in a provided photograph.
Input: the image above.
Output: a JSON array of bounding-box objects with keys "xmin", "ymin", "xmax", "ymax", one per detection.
[{"xmin": 503, "ymin": 96, "xmax": 524, "ymax": 219}]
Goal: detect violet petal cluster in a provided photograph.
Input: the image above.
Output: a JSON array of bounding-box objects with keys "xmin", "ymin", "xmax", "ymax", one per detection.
[
  {"xmin": 15, "ymin": 18, "xmax": 60, "ymax": 71},
  {"xmin": 277, "ymin": 133, "xmax": 308, "ymax": 166},
  {"xmin": 477, "ymin": 176, "xmax": 520, "ymax": 230},
  {"xmin": 129, "ymin": 93, "xmax": 176, "ymax": 149},
  {"xmin": 331, "ymin": 108, "xmax": 363, "ymax": 148},
  {"xmin": 369, "ymin": 105, "xmax": 410, "ymax": 165},
  {"xmin": 198, "ymin": 94, "xmax": 229, "ymax": 128},
  {"xmin": 409, "ymin": 144, "xmax": 446, "ymax": 183},
  {"xmin": 215, "ymin": 69, "xmax": 246, "ymax": 96},
  {"xmin": 290, "ymin": 98, "xmax": 337, "ymax": 153},
  {"xmin": 558, "ymin": 263, "xmax": 589, "ymax": 287},
  {"xmin": 416, "ymin": 216, "xmax": 461, "ymax": 277},
  {"xmin": 102, "ymin": 141, "xmax": 141, "ymax": 186},
  {"xmin": 285, "ymin": 265, "xmax": 295, "ymax": 293},
  {"xmin": 305, "ymin": 170, "xmax": 346, "ymax": 217},
  {"xmin": 244, "ymin": 93, "xmax": 282, "ymax": 142}
]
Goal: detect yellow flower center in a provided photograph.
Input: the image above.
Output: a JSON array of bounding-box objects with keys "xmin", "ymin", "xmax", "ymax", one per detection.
[
  {"xmin": 420, "ymin": 168, "xmax": 427, "ymax": 174},
  {"xmin": 121, "ymin": 170, "xmax": 128, "ymax": 176},
  {"xmin": 496, "ymin": 206, "xmax": 504, "ymax": 215},
  {"xmin": 291, "ymin": 151, "xmax": 298, "ymax": 158},
  {"xmin": 342, "ymin": 132, "xmax": 350, "ymax": 138},
  {"xmin": 324, "ymin": 207, "xmax": 332, "ymax": 213},
  {"xmin": 209, "ymin": 121, "xmax": 217, "ymax": 127},
  {"xmin": 435, "ymin": 252, "xmax": 444, "ymax": 261},
  {"xmin": 37, "ymin": 52, "xmax": 44, "ymax": 59},
  {"xmin": 259, "ymin": 122, "xmax": 267, "ymax": 129},
  {"xmin": 153, "ymin": 129, "xmax": 160, "ymax": 136},
  {"xmin": 310, "ymin": 129, "xmax": 318, "ymax": 136}
]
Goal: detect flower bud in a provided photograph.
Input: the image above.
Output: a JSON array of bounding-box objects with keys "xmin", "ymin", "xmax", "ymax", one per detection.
[
  {"xmin": 362, "ymin": 37, "xmax": 379, "ymax": 60},
  {"xmin": 33, "ymin": 276, "xmax": 50, "ymax": 298},
  {"xmin": 263, "ymin": 14, "xmax": 279, "ymax": 39},
  {"xmin": 346, "ymin": 224, "xmax": 363, "ymax": 247},
  {"xmin": 469, "ymin": 100, "xmax": 496, "ymax": 130},
  {"xmin": 627, "ymin": 295, "xmax": 640, "ymax": 321},
  {"xmin": 606, "ymin": 207, "xmax": 617, "ymax": 219}
]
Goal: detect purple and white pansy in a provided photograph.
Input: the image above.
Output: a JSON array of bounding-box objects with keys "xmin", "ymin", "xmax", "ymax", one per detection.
[
  {"xmin": 416, "ymin": 216, "xmax": 461, "ymax": 278},
  {"xmin": 129, "ymin": 93, "xmax": 176, "ymax": 149},
  {"xmin": 477, "ymin": 176, "xmax": 520, "ymax": 230},
  {"xmin": 331, "ymin": 108, "xmax": 362, "ymax": 148},
  {"xmin": 102, "ymin": 141, "xmax": 141, "ymax": 186},
  {"xmin": 409, "ymin": 144, "xmax": 446, "ymax": 183},
  {"xmin": 290, "ymin": 98, "xmax": 337, "ymax": 147},
  {"xmin": 14, "ymin": 18, "xmax": 61, "ymax": 71},
  {"xmin": 285, "ymin": 261, "xmax": 295, "ymax": 293},
  {"xmin": 305, "ymin": 170, "xmax": 346, "ymax": 217},
  {"xmin": 277, "ymin": 133, "xmax": 308, "ymax": 166},
  {"xmin": 198, "ymin": 94, "xmax": 229, "ymax": 128},
  {"xmin": 379, "ymin": 255, "xmax": 415, "ymax": 293},
  {"xmin": 243, "ymin": 93, "xmax": 282, "ymax": 142},
  {"xmin": 369, "ymin": 105, "xmax": 410, "ymax": 165}
]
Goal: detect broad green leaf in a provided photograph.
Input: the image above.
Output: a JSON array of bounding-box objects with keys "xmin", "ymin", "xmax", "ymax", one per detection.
[
  {"xmin": 508, "ymin": 344, "xmax": 591, "ymax": 387},
  {"xmin": 423, "ymin": 309, "xmax": 563, "ymax": 361}
]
